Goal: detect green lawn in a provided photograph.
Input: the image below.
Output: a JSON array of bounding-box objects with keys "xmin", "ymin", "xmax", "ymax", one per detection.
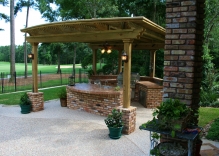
[
  {"xmin": 0, "ymin": 61, "xmax": 105, "ymax": 76},
  {"xmin": 0, "ymin": 86, "xmax": 65, "ymax": 105},
  {"xmin": 0, "ymin": 61, "xmax": 83, "ymax": 74},
  {"xmin": 198, "ymin": 107, "xmax": 219, "ymax": 127}
]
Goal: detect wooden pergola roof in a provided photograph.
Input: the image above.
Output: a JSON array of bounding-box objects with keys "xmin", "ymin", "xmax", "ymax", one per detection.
[
  {"xmin": 21, "ymin": 16, "xmax": 165, "ymax": 109},
  {"xmin": 21, "ymin": 16, "xmax": 165, "ymax": 50}
]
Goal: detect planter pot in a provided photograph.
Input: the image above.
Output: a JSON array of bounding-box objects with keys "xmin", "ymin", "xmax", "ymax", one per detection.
[
  {"xmin": 20, "ymin": 104, "xmax": 31, "ymax": 114},
  {"xmin": 108, "ymin": 126, "xmax": 123, "ymax": 139},
  {"xmin": 157, "ymin": 142, "xmax": 187, "ymax": 156},
  {"xmin": 195, "ymin": 139, "xmax": 202, "ymax": 156},
  {"xmin": 60, "ymin": 98, "xmax": 67, "ymax": 107}
]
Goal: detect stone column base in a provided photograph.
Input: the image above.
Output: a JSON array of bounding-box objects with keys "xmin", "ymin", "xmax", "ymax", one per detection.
[
  {"xmin": 117, "ymin": 106, "xmax": 137, "ymax": 135},
  {"xmin": 27, "ymin": 92, "xmax": 44, "ymax": 112}
]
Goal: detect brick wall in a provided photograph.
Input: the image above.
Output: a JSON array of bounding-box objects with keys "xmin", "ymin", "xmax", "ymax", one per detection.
[
  {"xmin": 164, "ymin": 0, "xmax": 204, "ymax": 112},
  {"xmin": 134, "ymin": 81, "xmax": 163, "ymax": 108},
  {"xmin": 117, "ymin": 106, "xmax": 137, "ymax": 135},
  {"xmin": 27, "ymin": 92, "xmax": 44, "ymax": 112},
  {"xmin": 67, "ymin": 86, "xmax": 123, "ymax": 116}
]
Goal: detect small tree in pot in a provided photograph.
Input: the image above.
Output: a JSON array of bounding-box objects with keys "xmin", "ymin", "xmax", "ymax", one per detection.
[
  {"xmin": 57, "ymin": 87, "xmax": 67, "ymax": 107},
  {"xmin": 19, "ymin": 92, "xmax": 32, "ymax": 114},
  {"xmin": 104, "ymin": 108, "xmax": 124, "ymax": 139}
]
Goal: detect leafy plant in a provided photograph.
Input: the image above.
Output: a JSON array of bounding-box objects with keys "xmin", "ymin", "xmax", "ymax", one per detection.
[
  {"xmin": 199, "ymin": 89, "xmax": 219, "ymax": 107},
  {"xmin": 19, "ymin": 92, "xmax": 31, "ymax": 105},
  {"xmin": 114, "ymin": 86, "xmax": 120, "ymax": 91},
  {"xmin": 57, "ymin": 87, "xmax": 67, "ymax": 99},
  {"xmin": 206, "ymin": 118, "xmax": 219, "ymax": 141},
  {"xmin": 87, "ymin": 68, "xmax": 94, "ymax": 78},
  {"xmin": 142, "ymin": 99, "xmax": 192, "ymax": 137},
  {"xmin": 104, "ymin": 109, "xmax": 123, "ymax": 128}
]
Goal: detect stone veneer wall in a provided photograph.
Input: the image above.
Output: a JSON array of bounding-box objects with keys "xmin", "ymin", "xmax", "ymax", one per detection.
[
  {"xmin": 67, "ymin": 86, "xmax": 123, "ymax": 116},
  {"xmin": 164, "ymin": 0, "xmax": 204, "ymax": 113},
  {"xmin": 117, "ymin": 106, "xmax": 137, "ymax": 135},
  {"xmin": 27, "ymin": 92, "xmax": 44, "ymax": 112}
]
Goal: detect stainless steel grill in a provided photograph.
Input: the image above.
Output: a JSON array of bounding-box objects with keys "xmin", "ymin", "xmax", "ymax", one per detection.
[{"xmin": 117, "ymin": 72, "xmax": 140, "ymax": 88}]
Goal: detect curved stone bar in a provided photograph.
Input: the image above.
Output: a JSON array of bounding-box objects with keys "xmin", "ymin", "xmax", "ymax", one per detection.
[{"xmin": 67, "ymin": 83, "xmax": 123, "ymax": 116}]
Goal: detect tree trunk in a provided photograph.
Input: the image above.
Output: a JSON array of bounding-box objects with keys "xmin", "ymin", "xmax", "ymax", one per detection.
[
  {"xmin": 10, "ymin": 0, "xmax": 15, "ymax": 83},
  {"xmin": 73, "ymin": 46, "xmax": 77, "ymax": 76},
  {"xmin": 57, "ymin": 51, "xmax": 61, "ymax": 74},
  {"xmin": 153, "ymin": 0, "xmax": 157, "ymax": 22},
  {"xmin": 24, "ymin": 0, "xmax": 30, "ymax": 78}
]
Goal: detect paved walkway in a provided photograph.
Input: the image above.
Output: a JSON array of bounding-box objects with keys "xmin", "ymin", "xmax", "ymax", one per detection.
[{"xmin": 0, "ymin": 100, "xmax": 218, "ymax": 156}]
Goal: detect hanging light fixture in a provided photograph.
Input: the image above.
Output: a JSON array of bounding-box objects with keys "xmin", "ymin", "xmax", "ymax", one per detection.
[
  {"xmin": 121, "ymin": 51, "xmax": 128, "ymax": 62},
  {"xmin": 101, "ymin": 42, "xmax": 112, "ymax": 54},
  {"xmin": 101, "ymin": 49, "xmax": 105, "ymax": 54},
  {"xmin": 27, "ymin": 53, "xmax": 34, "ymax": 59},
  {"xmin": 107, "ymin": 49, "xmax": 112, "ymax": 54}
]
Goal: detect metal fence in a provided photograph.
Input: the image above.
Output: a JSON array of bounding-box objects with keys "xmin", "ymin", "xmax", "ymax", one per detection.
[{"xmin": 0, "ymin": 69, "xmax": 89, "ymax": 94}]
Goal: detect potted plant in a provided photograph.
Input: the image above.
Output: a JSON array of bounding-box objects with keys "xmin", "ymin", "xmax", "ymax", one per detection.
[
  {"xmin": 104, "ymin": 108, "xmax": 124, "ymax": 139},
  {"xmin": 58, "ymin": 87, "xmax": 67, "ymax": 107},
  {"xmin": 148, "ymin": 98, "xmax": 192, "ymax": 137},
  {"xmin": 140, "ymin": 99, "xmax": 199, "ymax": 156},
  {"xmin": 19, "ymin": 92, "xmax": 32, "ymax": 114}
]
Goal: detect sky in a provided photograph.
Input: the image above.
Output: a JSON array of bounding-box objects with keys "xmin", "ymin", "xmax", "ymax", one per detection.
[{"xmin": 0, "ymin": 3, "xmax": 48, "ymax": 46}]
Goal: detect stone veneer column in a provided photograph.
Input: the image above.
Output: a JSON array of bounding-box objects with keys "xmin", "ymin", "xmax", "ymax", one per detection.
[
  {"xmin": 28, "ymin": 92, "xmax": 44, "ymax": 112},
  {"xmin": 117, "ymin": 106, "xmax": 136, "ymax": 135},
  {"xmin": 164, "ymin": 0, "xmax": 205, "ymax": 119}
]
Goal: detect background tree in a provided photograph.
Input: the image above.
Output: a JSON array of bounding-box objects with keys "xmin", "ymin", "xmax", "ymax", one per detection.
[
  {"xmin": 0, "ymin": 0, "xmax": 10, "ymax": 31},
  {"xmin": 10, "ymin": 0, "xmax": 15, "ymax": 82},
  {"xmin": 15, "ymin": 0, "xmax": 35, "ymax": 78},
  {"xmin": 50, "ymin": 43, "xmax": 64, "ymax": 73}
]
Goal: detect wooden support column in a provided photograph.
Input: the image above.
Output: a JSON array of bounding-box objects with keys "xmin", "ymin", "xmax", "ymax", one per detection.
[
  {"xmin": 150, "ymin": 50, "xmax": 156, "ymax": 77},
  {"xmin": 29, "ymin": 42, "xmax": 44, "ymax": 112},
  {"xmin": 122, "ymin": 39, "xmax": 133, "ymax": 108},
  {"xmin": 31, "ymin": 42, "xmax": 39, "ymax": 93},
  {"xmin": 92, "ymin": 48, "xmax": 97, "ymax": 75},
  {"xmin": 118, "ymin": 50, "xmax": 122, "ymax": 74}
]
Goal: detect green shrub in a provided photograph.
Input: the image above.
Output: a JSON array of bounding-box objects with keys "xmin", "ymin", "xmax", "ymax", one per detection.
[
  {"xmin": 206, "ymin": 118, "xmax": 219, "ymax": 141},
  {"xmin": 210, "ymin": 101, "xmax": 219, "ymax": 108},
  {"xmin": 102, "ymin": 64, "xmax": 114, "ymax": 75},
  {"xmin": 57, "ymin": 87, "xmax": 67, "ymax": 99},
  {"xmin": 96, "ymin": 68, "xmax": 103, "ymax": 75},
  {"xmin": 199, "ymin": 90, "xmax": 219, "ymax": 107},
  {"xmin": 19, "ymin": 92, "xmax": 31, "ymax": 105}
]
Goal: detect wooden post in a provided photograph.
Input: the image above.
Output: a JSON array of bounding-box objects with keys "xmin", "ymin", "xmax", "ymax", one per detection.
[
  {"xmin": 118, "ymin": 50, "xmax": 122, "ymax": 74},
  {"xmin": 92, "ymin": 48, "xmax": 97, "ymax": 75},
  {"xmin": 150, "ymin": 50, "xmax": 156, "ymax": 77},
  {"xmin": 122, "ymin": 39, "xmax": 133, "ymax": 108},
  {"xmin": 31, "ymin": 42, "xmax": 39, "ymax": 93}
]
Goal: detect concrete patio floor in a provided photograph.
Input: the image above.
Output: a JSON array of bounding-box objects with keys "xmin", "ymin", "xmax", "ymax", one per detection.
[{"xmin": 0, "ymin": 100, "xmax": 218, "ymax": 156}]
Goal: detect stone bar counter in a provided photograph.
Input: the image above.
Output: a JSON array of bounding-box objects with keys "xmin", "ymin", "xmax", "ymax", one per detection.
[{"xmin": 67, "ymin": 83, "xmax": 123, "ymax": 116}]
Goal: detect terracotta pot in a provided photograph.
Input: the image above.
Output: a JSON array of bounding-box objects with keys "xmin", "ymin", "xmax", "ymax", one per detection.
[{"xmin": 60, "ymin": 98, "xmax": 67, "ymax": 107}]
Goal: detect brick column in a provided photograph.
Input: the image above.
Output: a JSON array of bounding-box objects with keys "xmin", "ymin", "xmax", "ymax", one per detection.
[
  {"xmin": 28, "ymin": 92, "xmax": 44, "ymax": 112},
  {"xmin": 117, "ymin": 106, "xmax": 136, "ymax": 135},
  {"xmin": 164, "ymin": 0, "xmax": 205, "ymax": 117}
]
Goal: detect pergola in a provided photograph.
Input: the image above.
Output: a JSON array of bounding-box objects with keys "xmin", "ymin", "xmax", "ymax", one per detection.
[{"xmin": 21, "ymin": 16, "xmax": 165, "ymax": 108}]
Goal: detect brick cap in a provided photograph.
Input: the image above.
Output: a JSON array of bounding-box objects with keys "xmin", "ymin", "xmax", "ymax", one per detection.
[
  {"xmin": 27, "ymin": 92, "xmax": 44, "ymax": 95},
  {"xmin": 117, "ymin": 106, "xmax": 137, "ymax": 111}
]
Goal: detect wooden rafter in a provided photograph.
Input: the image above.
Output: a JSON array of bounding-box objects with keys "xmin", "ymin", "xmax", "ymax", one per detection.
[{"xmin": 21, "ymin": 16, "xmax": 165, "ymax": 50}]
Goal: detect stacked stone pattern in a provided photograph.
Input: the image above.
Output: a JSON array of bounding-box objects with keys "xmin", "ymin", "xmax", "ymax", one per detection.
[{"xmin": 27, "ymin": 92, "xmax": 44, "ymax": 112}]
